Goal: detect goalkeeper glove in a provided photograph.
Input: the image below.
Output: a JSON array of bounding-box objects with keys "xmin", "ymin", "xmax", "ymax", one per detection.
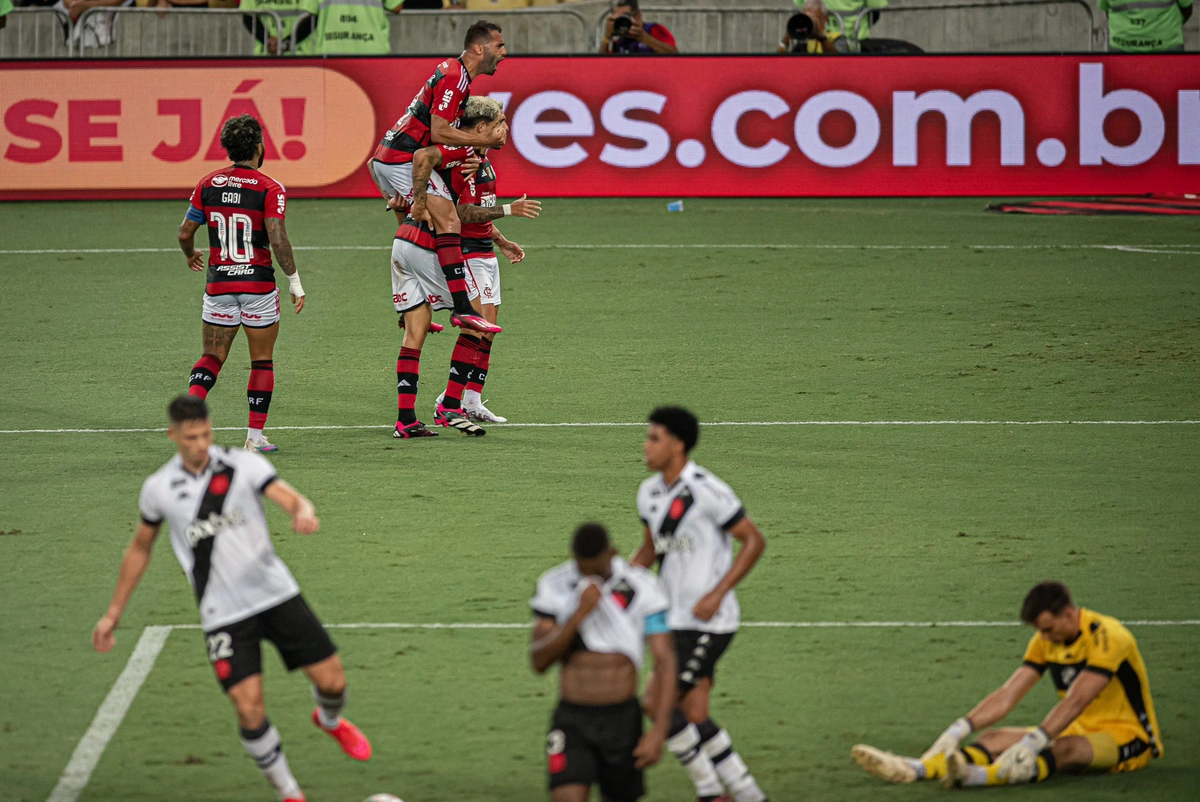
[
  {"xmin": 921, "ymin": 717, "xmax": 973, "ymax": 761},
  {"xmin": 995, "ymin": 728, "xmax": 1049, "ymax": 784}
]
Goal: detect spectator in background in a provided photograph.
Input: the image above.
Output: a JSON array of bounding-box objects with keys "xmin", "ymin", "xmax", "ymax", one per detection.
[
  {"xmin": 779, "ymin": 0, "xmax": 849, "ymax": 53},
  {"xmin": 241, "ymin": 0, "xmax": 319, "ymax": 55},
  {"xmin": 800, "ymin": 0, "xmax": 886, "ymax": 41},
  {"xmin": 1100, "ymin": 0, "xmax": 1191, "ymax": 51},
  {"xmin": 0, "ymin": 0, "xmax": 12, "ymax": 31},
  {"xmin": 398, "ymin": 0, "xmax": 462, "ymax": 8},
  {"xmin": 601, "ymin": 0, "xmax": 676, "ymax": 54},
  {"xmin": 317, "ymin": 0, "xmax": 400, "ymax": 54}
]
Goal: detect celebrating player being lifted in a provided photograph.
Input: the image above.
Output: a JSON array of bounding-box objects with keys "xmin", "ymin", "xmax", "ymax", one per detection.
[
  {"xmin": 530, "ymin": 523, "xmax": 677, "ymax": 802},
  {"xmin": 632, "ymin": 407, "xmax": 771, "ymax": 802},
  {"xmin": 852, "ymin": 580, "xmax": 1162, "ymax": 790},
  {"xmin": 416, "ymin": 95, "xmax": 536, "ymax": 424},
  {"xmin": 92, "ymin": 396, "xmax": 371, "ymax": 802},
  {"xmin": 179, "ymin": 114, "xmax": 305, "ymax": 454},
  {"xmin": 369, "ymin": 19, "xmax": 507, "ymax": 334},
  {"xmin": 389, "ymin": 99, "xmax": 540, "ymax": 438}
]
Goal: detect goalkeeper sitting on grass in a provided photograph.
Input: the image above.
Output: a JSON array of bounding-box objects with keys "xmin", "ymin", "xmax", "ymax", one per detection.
[{"xmin": 852, "ymin": 580, "xmax": 1162, "ymax": 789}]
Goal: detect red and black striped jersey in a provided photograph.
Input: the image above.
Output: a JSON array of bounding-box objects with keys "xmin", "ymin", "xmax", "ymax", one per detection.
[
  {"xmin": 188, "ymin": 166, "xmax": 285, "ymax": 296},
  {"xmin": 398, "ymin": 218, "xmax": 437, "ymax": 252},
  {"xmin": 453, "ymin": 154, "xmax": 497, "ymax": 256},
  {"xmin": 373, "ymin": 57, "xmax": 472, "ymax": 165}
]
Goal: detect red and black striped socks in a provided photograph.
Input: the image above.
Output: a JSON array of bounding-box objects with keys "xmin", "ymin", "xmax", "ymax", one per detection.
[
  {"xmin": 434, "ymin": 233, "xmax": 474, "ymax": 313},
  {"xmin": 188, "ymin": 354, "xmax": 223, "ymax": 399},
  {"xmin": 442, "ymin": 334, "xmax": 480, "ymax": 410},
  {"xmin": 396, "ymin": 347, "xmax": 421, "ymax": 425},
  {"xmin": 247, "ymin": 360, "xmax": 274, "ymax": 432}
]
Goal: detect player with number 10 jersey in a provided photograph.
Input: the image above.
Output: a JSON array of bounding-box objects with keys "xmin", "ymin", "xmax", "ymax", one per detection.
[{"xmin": 178, "ymin": 114, "xmax": 308, "ymax": 454}]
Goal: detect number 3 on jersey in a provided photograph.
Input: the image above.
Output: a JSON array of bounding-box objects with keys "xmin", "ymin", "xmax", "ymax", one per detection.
[{"xmin": 210, "ymin": 212, "xmax": 254, "ymax": 264}]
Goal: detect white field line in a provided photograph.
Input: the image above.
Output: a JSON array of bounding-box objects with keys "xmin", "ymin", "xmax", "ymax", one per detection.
[
  {"xmin": 3, "ymin": 243, "xmax": 1200, "ymax": 256},
  {"xmin": 46, "ymin": 625, "xmax": 172, "ymax": 802},
  {"xmin": 3, "ymin": 419, "xmax": 1200, "ymax": 435},
  {"xmin": 164, "ymin": 619, "xmax": 1200, "ymax": 631}
]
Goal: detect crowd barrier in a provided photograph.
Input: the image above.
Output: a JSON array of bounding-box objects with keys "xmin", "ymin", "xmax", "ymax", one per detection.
[{"xmin": 1, "ymin": 55, "xmax": 1196, "ymax": 201}]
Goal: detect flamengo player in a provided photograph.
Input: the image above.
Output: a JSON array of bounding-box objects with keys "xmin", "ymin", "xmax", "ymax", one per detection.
[
  {"xmin": 632, "ymin": 407, "xmax": 771, "ymax": 802},
  {"xmin": 369, "ymin": 19, "xmax": 507, "ymax": 334},
  {"xmin": 422, "ymin": 97, "xmax": 532, "ymax": 424},
  {"xmin": 179, "ymin": 114, "xmax": 305, "ymax": 454},
  {"xmin": 92, "ymin": 396, "xmax": 371, "ymax": 802}
]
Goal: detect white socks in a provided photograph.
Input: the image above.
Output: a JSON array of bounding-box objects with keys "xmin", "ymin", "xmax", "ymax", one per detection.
[
  {"xmin": 239, "ymin": 721, "xmax": 301, "ymax": 801},
  {"xmin": 667, "ymin": 722, "xmax": 725, "ymax": 797}
]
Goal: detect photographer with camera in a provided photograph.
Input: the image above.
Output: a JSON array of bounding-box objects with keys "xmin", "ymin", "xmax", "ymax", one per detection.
[
  {"xmin": 778, "ymin": 0, "xmax": 849, "ymax": 53},
  {"xmin": 600, "ymin": 0, "xmax": 677, "ymax": 55}
]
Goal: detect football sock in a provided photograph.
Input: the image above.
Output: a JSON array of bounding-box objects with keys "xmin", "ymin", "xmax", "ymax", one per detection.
[
  {"xmin": 239, "ymin": 720, "xmax": 302, "ymax": 801},
  {"xmin": 247, "ymin": 360, "xmax": 274, "ymax": 432},
  {"xmin": 698, "ymin": 718, "xmax": 768, "ymax": 802},
  {"xmin": 966, "ymin": 750, "xmax": 1055, "ymax": 787},
  {"xmin": 188, "ymin": 355, "xmax": 222, "ymax": 399},
  {"xmin": 442, "ymin": 334, "xmax": 480, "ymax": 410},
  {"xmin": 666, "ymin": 711, "xmax": 725, "ymax": 800},
  {"xmin": 433, "ymin": 233, "xmax": 474, "ymax": 313},
  {"xmin": 313, "ymin": 686, "xmax": 345, "ymax": 729},
  {"xmin": 465, "ymin": 337, "xmax": 492, "ymax": 399},
  {"xmin": 396, "ymin": 347, "xmax": 421, "ymax": 425}
]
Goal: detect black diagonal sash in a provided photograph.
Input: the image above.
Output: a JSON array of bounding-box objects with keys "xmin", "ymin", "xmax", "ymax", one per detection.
[
  {"xmin": 658, "ymin": 486, "xmax": 695, "ymax": 539},
  {"xmin": 189, "ymin": 463, "xmax": 236, "ymax": 603}
]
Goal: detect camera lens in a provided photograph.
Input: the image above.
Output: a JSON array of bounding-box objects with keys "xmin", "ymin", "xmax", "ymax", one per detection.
[{"xmin": 613, "ymin": 15, "xmax": 633, "ymax": 36}]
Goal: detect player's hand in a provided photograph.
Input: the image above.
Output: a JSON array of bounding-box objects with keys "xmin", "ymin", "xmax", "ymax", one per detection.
[
  {"xmin": 485, "ymin": 125, "xmax": 507, "ymax": 148},
  {"xmin": 498, "ymin": 240, "xmax": 525, "ymax": 264},
  {"xmin": 691, "ymin": 589, "xmax": 724, "ymax": 621},
  {"xmin": 995, "ymin": 728, "xmax": 1048, "ymax": 784},
  {"xmin": 633, "ymin": 730, "xmax": 665, "ymax": 769},
  {"xmin": 509, "ymin": 195, "xmax": 542, "ymax": 219},
  {"xmin": 920, "ymin": 717, "xmax": 973, "ymax": 761},
  {"xmin": 410, "ymin": 195, "xmax": 430, "ymax": 224},
  {"xmin": 290, "ymin": 293, "xmax": 305, "ymax": 314},
  {"xmin": 291, "ymin": 509, "xmax": 319, "ymax": 535},
  {"xmin": 187, "ymin": 251, "xmax": 205, "ymax": 272},
  {"xmin": 93, "ymin": 614, "xmax": 119, "ymax": 653},
  {"xmin": 387, "ymin": 191, "xmax": 410, "ymax": 215},
  {"xmin": 576, "ymin": 581, "xmax": 602, "ymax": 618},
  {"xmin": 459, "ymin": 156, "xmax": 482, "ymax": 177}
]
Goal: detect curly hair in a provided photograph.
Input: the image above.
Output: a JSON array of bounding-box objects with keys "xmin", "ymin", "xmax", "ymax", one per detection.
[{"xmin": 220, "ymin": 114, "xmax": 263, "ymax": 164}]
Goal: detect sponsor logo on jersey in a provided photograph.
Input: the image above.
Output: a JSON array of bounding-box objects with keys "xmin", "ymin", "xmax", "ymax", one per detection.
[
  {"xmin": 211, "ymin": 174, "xmax": 228, "ymax": 187},
  {"xmin": 653, "ymin": 533, "xmax": 695, "ymax": 553},
  {"xmin": 185, "ymin": 507, "xmax": 247, "ymax": 548},
  {"xmin": 217, "ymin": 265, "xmax": 258, "ymax": 277}
]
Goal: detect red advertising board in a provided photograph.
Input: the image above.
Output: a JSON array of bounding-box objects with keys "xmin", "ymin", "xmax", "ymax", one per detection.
[{"xmin": 1, "ymin": 55, "xmax": 1197, "ymax": 200}]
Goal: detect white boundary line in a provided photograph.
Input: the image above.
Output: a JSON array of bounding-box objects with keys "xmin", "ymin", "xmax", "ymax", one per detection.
[
  {"xmin": 48, "ymin": 617, "xmax": 1198, "ymax": 801},
  {"xmin": 4, "ymin": 243, "xmax": 1200, "ymax": 256},
  {"xmin": 4, "ymin": 419, "xmax": 1199, "ymax": 435},
  {"xmin": 46, "ymin": 626, "xmax": 172, "ymax": 802}
]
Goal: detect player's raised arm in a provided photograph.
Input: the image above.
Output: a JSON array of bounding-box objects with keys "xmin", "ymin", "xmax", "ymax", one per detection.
[
  {"xmin": 408, "ymin": 145, "xmax": 445, "ymax": 224},
  {"xmin": 264, "ymin": 217, "xmax": 304, "ymax": 314},
  {"xmin": 457, "ymin": 194, "xmax": 542, "ymax": 225},
  {"xmin": 93, "ymin": 520, "xmax": 162, "ymax": 653},
  {"xmin": 530, "ymin": 581, "xmax": 601, "ymax": 673},
  {"xmin": 263, "ymin": 478, "xmax": 319, "ymax": 534},
  {"xmin": 429, "ymin": 112, "xmax": 506, "ymax": 150}
]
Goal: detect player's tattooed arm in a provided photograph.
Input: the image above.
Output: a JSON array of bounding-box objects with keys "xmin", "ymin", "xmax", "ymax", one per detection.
[
  {"xmin": 178, "ymin": 219, "xmax": 204, "ymax": 272},
  {"xmin": 457, "ymin": 194, "xmax": 542, "ymax": 224},
  {"xmin": 409, "ymin": 146, "xmax": 443, "ymax": 221},
  {"xmin": 264, "ymin": 217, "xmax": 297, "ymax": 277}
]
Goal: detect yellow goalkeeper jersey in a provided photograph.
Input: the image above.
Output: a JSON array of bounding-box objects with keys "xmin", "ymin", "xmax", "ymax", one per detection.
[{"xmin": 1022, "ymin": 607, "xmax": 1162, "ymax": 757}]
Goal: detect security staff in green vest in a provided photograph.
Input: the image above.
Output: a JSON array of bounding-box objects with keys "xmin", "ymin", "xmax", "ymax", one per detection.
[
  {"xmin": 317, "ymin": 0, "xmax": 403, "ymax": 54},
  {"xmin": 1099, "ymin": 0, "xmax": 1192, "ymax": 52},
  {"xmin": 242, "ymin": 0, "xmax": 321, "ymax": 56},
  {"xmin": 797, "ymin": 0, "xmax": 887, "ymax": 41},
  {"xmin": 0, "ymin": 0, "xmax": 15, "ymax": 31}
]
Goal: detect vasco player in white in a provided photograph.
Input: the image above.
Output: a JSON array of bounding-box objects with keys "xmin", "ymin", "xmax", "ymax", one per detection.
[
  {"xmin": 632, "ymin": 407, "xmax": 771, "ymax": 802},
  {"xmin": 92, "ymin": 396, "xmax": 371, "ymax": 802},
  {"xmin": 179, "ymin": 114, "xmax": 306, "ymax": 454},
  {"xmin": 531, "ymin": 523, "xmax": 677, "ymax": 802}
]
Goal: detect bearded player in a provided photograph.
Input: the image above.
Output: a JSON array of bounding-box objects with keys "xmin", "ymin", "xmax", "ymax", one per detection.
[
  {"xmin": 420, "ymin": 96, "xmax": 532, "ymax": 423},
  {"xmin": 93, "ymin": 396, "xmax": 371, "ymax": 802},
  {"xmin": 852, "ymin": 580, "xmax": 1162, "ymax": 790},
  {"xmin": 179, "ymin": 114, "xmax": 305, "ymax": 454},
  {"xmin": 631, "ymin": 407, "xmax": 771, "ymax": 802},
  {"xmin": 369, "ymin": 19, "xmax": 507, "ymax": 334}
]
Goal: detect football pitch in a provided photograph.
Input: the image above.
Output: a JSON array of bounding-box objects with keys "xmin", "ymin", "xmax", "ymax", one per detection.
[{"xmin": 1, "ymin": 197, "xmax": 1198, "ymax": 802}]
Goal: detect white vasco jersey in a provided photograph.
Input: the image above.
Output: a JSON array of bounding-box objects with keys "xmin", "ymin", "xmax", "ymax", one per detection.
[
  {"xmin": 530, "ymin": 557, "xmax": 670, "ymax": 670},
  {"xmin": 637, "ymin": 460, "xmax": 746, "ymax": 634},
  {"xmin": 139, "ymin": 445, "xmax": 300, "ymax": 631}
]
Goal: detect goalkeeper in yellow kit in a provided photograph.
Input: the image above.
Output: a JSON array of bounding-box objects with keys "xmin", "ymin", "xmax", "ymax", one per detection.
[{"xmin": 852, "ymin": 581, "xmax": 1162, "ymax": 789}]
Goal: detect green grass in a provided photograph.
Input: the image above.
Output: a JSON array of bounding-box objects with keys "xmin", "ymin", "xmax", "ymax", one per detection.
[{"xmin": 0, "ymin": 198, "xmax": 1197, "ymax": 802}]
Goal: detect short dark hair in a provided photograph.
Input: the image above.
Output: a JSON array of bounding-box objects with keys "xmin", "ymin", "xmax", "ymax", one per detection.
[
  {"xmin": 614, "ymin": 0, "xmax": 639, "ymax": 11},
  {"xmin": 168, "ymin": 395, "xmax": 209, "ymax": 425},
  {"xmin": 220, "ymin": 114, "xmax": 262, "ymax": 164},
  {"xmin": 648, "ymin": 406, "xmax": 699, "ymax": 452},
  {"xmin": 572, "ymin": 522, "xmax": 611, "ymax": 559},
  {"xmin": 465, "ymin": 20, "xmax": 501, "ymax": 49},
  {"xmin": 1020, "ymin": 580, "xmax": 1074, "ymax": 623}
]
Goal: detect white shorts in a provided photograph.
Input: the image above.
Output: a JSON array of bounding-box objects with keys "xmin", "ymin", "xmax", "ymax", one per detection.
[
  {"xmin": 370, "ymin": 159, "xmax": 453, "ymax": 207},
  {"xmin": 391, "ymin": 239, "xmax": 478, "ymax": 314},
  {"xmin": 466, "ymin": 256, "xmax": 501, "ymax": 306},
  {"xmin": 202, "ymin": 290, "xmax": 280, "ymax": 328}
]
